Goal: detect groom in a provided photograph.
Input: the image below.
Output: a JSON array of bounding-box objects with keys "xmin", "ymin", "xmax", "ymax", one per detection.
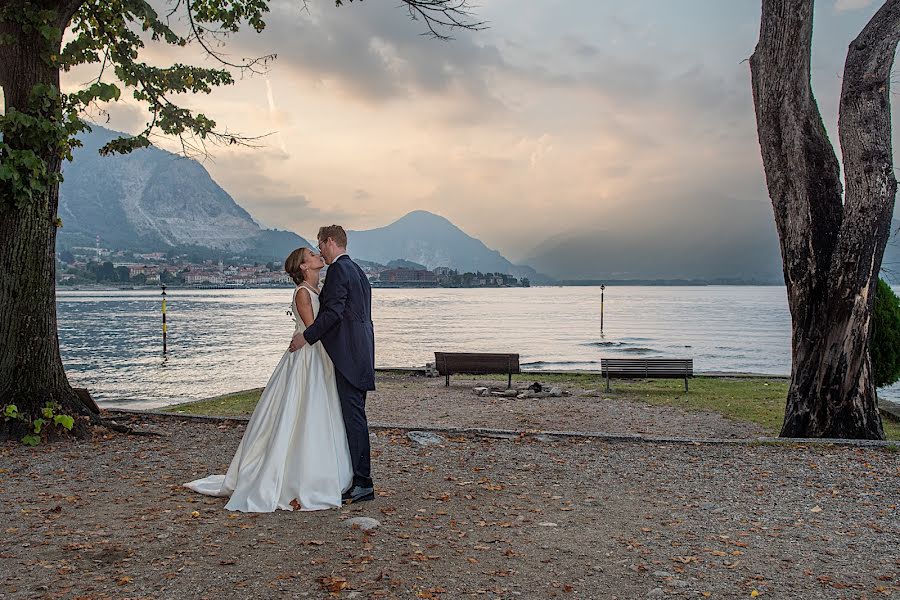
[{"xmin": 289, "ymin": 225, "xmax": 376, "ymax": 504}]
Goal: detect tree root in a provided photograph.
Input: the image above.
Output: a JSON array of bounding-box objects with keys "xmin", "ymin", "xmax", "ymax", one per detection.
[{"xmin": 87, "ymin": 411, "xmax": 162, "ymax": 437}]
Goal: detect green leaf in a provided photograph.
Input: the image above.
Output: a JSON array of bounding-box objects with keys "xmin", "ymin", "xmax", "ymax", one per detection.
[
  {"xmin": 53, "ymin": 414, "xmax": 75, "ymax": 431},
  {"xmin": 3, "ymin": 405, "xmax": 19, "ymax": 419},
  {"xmin": 41, "ymin": 406, "xmax": 54, "ymax": 419},
  {"xmin": 33, "ymin": 418, "xmax": 46, "ymax": 434},
  {"xmin": 21, "ymin": 434, "xmax": 41, "ymax": 447},
  {"xmin": 98, "ymin": 82, "xmax": 121, "ymax": 102}
]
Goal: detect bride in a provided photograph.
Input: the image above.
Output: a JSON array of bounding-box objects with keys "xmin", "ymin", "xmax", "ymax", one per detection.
[{"xmin": 184, "ymin": 247, "xmax": 353, "ymax": 512}]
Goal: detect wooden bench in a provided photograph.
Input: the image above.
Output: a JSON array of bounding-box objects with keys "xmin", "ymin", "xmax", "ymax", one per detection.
[
  {"xmin": 434, "ymin": 352, "xmax": 521, "ymax": 388},
  {"xmin": 601, "ymin": 358, "xmax": 693, "ymax": 392}
]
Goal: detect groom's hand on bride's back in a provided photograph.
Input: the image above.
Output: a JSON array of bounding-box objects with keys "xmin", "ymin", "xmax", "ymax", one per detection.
[{"xmin": 288, "ymin": 332, "xmax": 307, "ymax": 353}]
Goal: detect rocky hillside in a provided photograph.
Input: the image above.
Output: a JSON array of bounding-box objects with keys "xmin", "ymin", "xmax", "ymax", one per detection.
[{"xmin": 58, "ymin": 125, "xmax": 309, "ymax": 258}]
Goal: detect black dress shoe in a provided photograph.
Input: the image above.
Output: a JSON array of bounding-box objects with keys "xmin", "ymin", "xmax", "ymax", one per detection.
[{"xmin": 342, "ymin": 485, "xmax": 375, "ymax": 504}]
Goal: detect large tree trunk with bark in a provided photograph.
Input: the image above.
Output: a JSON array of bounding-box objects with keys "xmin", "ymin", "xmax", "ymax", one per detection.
[
  {"xmin": 0, "ymin": 6, "xmax": 91, "ymax": 438},
  {"xmin": 750, "ymin": 0, "xmax": 900, "ymax": 439}
]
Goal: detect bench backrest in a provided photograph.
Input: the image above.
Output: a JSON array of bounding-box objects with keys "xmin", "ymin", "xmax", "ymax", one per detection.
[
  {"xmin": 601, "ymin": 358, "xmax": 693, "ymax": 377},
  {"xmin": 434, "ymin": 352, "xmax": 521, "ymax": 375}
]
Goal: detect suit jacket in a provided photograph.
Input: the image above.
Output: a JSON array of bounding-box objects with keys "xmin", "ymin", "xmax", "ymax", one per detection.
[{"xmin": 303, "ymin": 255, "xmax": 376, "ymax": 391}]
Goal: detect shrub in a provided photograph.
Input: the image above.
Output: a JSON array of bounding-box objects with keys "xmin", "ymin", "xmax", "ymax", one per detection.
[{"xmin": 871, "ymin": 278, "xmax": 900, "ymax": 388}]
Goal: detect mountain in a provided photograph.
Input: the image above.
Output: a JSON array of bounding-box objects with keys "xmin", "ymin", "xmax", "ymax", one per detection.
[
  {"xmin": 524, "ymin": 210, "xmax": 900, "ymax": 283},
  {"xmin": 524, "ymin": 200, "xmax": 785, "ymax": 282},
  {"xmin": 348, "ymin": 211, "xmax": 542, "ymax": 279},
  {"xmin": 58, "ymin": 125, "xmax": 309, "ymax": 258},
  {"xmin": 387, "ymin": 259, "xmax": 428, "ymax": 270},
  {"xmin": 56, "ymin": 129, "xmax": 542, "ymax": 276}
]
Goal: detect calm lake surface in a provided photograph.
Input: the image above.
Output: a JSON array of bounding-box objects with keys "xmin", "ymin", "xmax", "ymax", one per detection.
[{"xmin": 54, "ymin": 286, "xmax": 900, "ymax": 409}]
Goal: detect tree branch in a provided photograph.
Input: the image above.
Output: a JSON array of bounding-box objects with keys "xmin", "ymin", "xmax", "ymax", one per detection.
[
  {"xmin": 184, "ymin": 0, "xmax": 276, "ymax": 74},
  {"xmin": 834, "ymin": 0, "xmax": 900, "ymax": 287},
  {"xmin": 749, "ymin": 0, "xmax": 843, "ymax": 307},
  {"xmin": 58, "ymin": 0, "xmax": 89, "ymax": 27},
  {"xmin": 338, "ymin": 0, "xmax": 487, "ymax": 40}
]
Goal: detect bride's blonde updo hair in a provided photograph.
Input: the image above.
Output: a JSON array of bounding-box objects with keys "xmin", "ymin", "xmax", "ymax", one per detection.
[{"xmin": 284, "ymin": 247, "xmax": 310, "ymax": 285}]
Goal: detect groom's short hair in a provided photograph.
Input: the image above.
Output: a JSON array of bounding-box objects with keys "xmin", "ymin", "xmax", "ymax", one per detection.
[{"xmin": 318, "ymin": 225, "xmax": 347, "ymax": 248}]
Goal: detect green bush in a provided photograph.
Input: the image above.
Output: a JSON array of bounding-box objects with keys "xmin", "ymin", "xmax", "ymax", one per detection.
[
  {"xmin": 871, "ymin": 278, "xmax": 900, "ymax": 388},
  {"xmin": 1, "ymin": 402, "xmax": 75, "ymax": 446}
]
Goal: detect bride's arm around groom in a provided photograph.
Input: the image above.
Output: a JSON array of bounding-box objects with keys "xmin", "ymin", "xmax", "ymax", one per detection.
[{"xmin": 296, "ymin": 262, "xmax": 349, "ymax": 350}]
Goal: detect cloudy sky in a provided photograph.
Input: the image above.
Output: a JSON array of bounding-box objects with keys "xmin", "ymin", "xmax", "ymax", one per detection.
[{"xmin": 63, "ymin": 0, "xmax": 894, "ymax": 269}]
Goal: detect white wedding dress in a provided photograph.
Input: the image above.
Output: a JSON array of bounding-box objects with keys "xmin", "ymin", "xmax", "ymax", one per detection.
[{"xmin": 184, "ymin": 285, "xmax": 353, "ymax": 512}]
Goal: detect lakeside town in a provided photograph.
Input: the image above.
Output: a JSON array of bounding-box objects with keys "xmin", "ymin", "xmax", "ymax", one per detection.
[{"xmin": 56, "ymin": 246, "xmax": 531, "ymax": 289}]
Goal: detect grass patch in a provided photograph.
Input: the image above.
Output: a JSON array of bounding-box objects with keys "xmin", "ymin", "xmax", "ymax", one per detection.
[
  {"xmin": 483, "ymin": 373, "xmax": 790, "ymax": 434},
  {"xmin": 610, "ymin": 376, "xmax": 790, "ymax": 434},
  {"xmin": 166, "ymin": 388, "xmax": 263, "ymax": 417},
  {"xmin": 883, "ymin": 416, "xmax": 900, "ymax": 441}
]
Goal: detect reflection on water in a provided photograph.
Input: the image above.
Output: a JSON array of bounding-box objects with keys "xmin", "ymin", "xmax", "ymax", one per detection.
[
  {"xmin": 58, "ymin": 285, "xmax": 900, "ymax": 410},
  {"xmin": 57, "ymin": 286, "xmax": 797, "ymax": 409}
]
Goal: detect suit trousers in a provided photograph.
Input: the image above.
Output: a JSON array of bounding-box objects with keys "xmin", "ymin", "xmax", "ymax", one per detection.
[{"xmin": 335, "ymin": 368, "xmax": 373, "ymax": 488}]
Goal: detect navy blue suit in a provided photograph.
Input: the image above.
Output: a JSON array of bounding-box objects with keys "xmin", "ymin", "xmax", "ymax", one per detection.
[{"xmin": 303, "ymin": 255, "xmax": 375, "ymax": 487}]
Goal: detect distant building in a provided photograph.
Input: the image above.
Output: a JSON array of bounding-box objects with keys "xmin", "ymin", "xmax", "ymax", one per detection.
[
  {"xmin": 379, "ymin": 268, "xmax": 438, "ymax": 286},
  {"xmin": 129, "ymin": 265, "xmax": 160, "ymax": 281},
  {"xmin": 184, "ymin": 271, "xmax": 225, "ymax": 285}
]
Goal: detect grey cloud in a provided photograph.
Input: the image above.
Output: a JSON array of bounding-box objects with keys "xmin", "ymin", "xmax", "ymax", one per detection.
[
  {"xmin": 199, "ymin": 152, "xmax": 328, "ymax": 223},
  {"xmin": 83, "ymin": 103, "xmax": 149, "ymax": 137},
  {"xmin": 227, "ymin": 0, "xmax": 509, "ymax": 108},
  {"xmin": 562, "ymin": 35, "xmax": 600, "ymax": 59}
]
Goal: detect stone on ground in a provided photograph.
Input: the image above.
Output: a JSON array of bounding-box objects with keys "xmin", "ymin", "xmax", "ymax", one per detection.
[
  {"xmin": 343, "ymin": 516, "xmax": 381, "ymax": 531},
  {"xmin": 407, "ymin": 430, "xmax": 446, "ymax": 446}
]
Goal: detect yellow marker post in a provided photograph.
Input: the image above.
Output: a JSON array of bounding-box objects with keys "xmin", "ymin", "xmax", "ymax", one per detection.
[{"xmin": 161, "ymin": 284, "xmax": 168, "ymax": 355}]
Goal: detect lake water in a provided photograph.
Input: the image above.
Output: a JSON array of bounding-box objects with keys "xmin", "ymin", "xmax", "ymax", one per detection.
[{"xmin": 54, "ymin": 286, "xmax": 899, "ymax": 410}]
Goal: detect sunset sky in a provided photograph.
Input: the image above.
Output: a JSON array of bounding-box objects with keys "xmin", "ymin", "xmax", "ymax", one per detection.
[{"xmin": 63, "ymin": 0, "xmax": 895, "ymax": 265}]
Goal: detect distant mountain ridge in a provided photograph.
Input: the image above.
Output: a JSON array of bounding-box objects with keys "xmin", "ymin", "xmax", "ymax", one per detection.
[
  {"xmin": 57, "ymin": 127, "xmax": 544, "ymax": 277},
  {"xmin": 58, "ymin": 125, "xmax": 309, "ymax": 259},
  {"xmin": 523, "ymin": 198, "xmax": 786, "ymax": 283},
  {"xmin": 347, "ymin": 211, "xmax": 542, "ymax": 279}
]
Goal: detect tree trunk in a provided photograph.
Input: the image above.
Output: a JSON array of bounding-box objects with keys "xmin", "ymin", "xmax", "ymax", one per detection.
[
  {"xmin": 0, "ymin": 7, "xmax": 90, "ymax": 437},
  {"xmin": 750, "ymin": 0, "xmax": 900, "ymax": 439}
]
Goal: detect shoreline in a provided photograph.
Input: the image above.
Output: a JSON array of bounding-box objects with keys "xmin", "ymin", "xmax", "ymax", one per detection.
[
  {"xmin": 94, "ymin": 368, "xmax": 792, "ymax": 410},
  {"xmin": 97, "ymin": 371, "xmax": 900, "ymax": 441},
  {"xmin": 86, "ymin": 367, "xmax": 900, "ymax": 424},
  {"xmin": 55, "ymin": 283, "xmax": 792, "ymax": 292}
]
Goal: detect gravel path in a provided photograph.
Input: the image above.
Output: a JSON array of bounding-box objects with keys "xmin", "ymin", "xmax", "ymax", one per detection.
[
  {"xmin": 367, "ymin": 374, "xmax": 768, "ymax": 439},
  {"xmin": 1, "ymin": 416, "xmax": 897, "ymax": 599}
]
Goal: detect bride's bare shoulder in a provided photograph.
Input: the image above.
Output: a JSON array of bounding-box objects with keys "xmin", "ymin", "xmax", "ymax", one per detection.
[{"xmin": 295, "ymin": 286, "xmax": 312, "ymax": 306}]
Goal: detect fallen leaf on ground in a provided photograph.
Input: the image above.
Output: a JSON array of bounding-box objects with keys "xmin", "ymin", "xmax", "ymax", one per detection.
[{"xmin": 318, "ymin": 576, "xmax": 349, "ymax": 592}]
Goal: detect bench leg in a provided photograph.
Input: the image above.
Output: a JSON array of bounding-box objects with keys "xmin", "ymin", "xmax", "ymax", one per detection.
[
  {"xmin": 445, "ymin": 373, "xmax": 450, "ymax": 387},
  {"xmin": 508, "ymin": 373, "xmax": 512, "ymax": 389},
  {"xmin": 606, "ymin": 374, "xmax": 610, "ymax": 392},
  {"xmin": 684, "ymin": 377, "xmax": 689, "ymax": 393}
]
